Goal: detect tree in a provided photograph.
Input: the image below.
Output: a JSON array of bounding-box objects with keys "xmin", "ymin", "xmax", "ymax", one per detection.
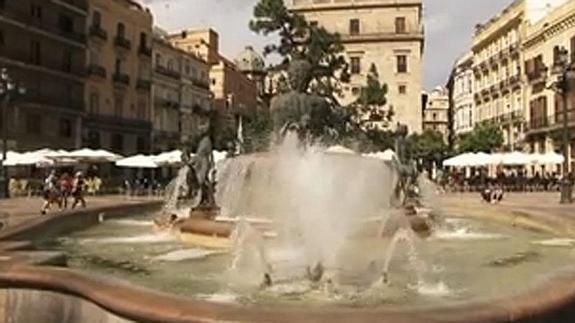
[
  {"xmin": 352, "ymin": 64, "xmax": 392, "ymax": 129},
  {"xmin": 250, "ymin": 0, "xmax": 349, "ymax": 100},
  {"xmin": 458, "ymin": 124, "xmax": 504, "ymax": 153},
  {"xmin": 242, "ymin": 113, "xmax": 273, "ymax": 153},
  {"xmin": 408, "ymin": 129, "xmax": 448, "ymax": 171}
]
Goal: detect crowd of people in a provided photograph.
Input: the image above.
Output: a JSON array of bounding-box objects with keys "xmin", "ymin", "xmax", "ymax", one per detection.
[{"xmin": 40, "ymin": 170, "xmax": 87, "ymax": 215}]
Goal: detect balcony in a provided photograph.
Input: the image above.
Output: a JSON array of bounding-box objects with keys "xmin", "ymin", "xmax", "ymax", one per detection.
[
  {"xmin": 138, "ymin": 44, "xmax": 152, "ymax": 57},
  {"xmin": 113, "ymin": 73, "xmax": 130, "ymax": 86},
  {"xmin": 489, "ymin": 56, "xmax": 498, "ymax": 68},
  {"xmin": 0, "ymin": 6, "xmax": 87, "ymax": 45},
  {"xmin": 509, "ymin": 75, "xmax": 521, "ymax": 87},
  {"xmin": 480, "ymin": 61, "xmax": 489, "ymax": 71},
  {"xmin": 136, "ymin": 78, "xmax": 151, "ymax": 91},
  {"xmin": 192, "ymin": 78, "xmax": 210, "ymax": 90},
  {"xmin": 114, "ymin": 36, "xmax": 132, "ymax": 50},
  {"xmin": 339, "ymin": 31, "xmax": 424, "ymax": 44},
  {"xmin": 89, "ymin": 25, "xmax": 108, "ymax": 41},
  {"xmin": 155, "ymin": 65, "xmax": 180, "ymax": 79},
  {"xmin": 509, "ymin": 43, "xmax": 520, "ymax": 57},
  {"xmin": 155, "ymin": 97, "xmax": 179, "ymax": 109},
  {"xmin": 481, "ymin": 88, "xmax": 490, "ymax": 97},
  {"xmin": 527, "ymin": 110, "xmax": 575, "ymax": 133},
  {"xmin": 87, "ymin": 64, "xmax": 106, "ymax": 79},
  {"xmin": 53, "ymin": 0, "xmax": 89, "ymax": 13},
  {"xmin": 489, "ymin": 84, "xmax": 499, "ymax": 95},
  {"xmin": 474, "ymin": 93, "xmax": 481, "ymax": 101}
]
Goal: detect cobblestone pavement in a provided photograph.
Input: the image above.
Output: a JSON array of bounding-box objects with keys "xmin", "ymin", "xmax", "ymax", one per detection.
[{"xmin": 0, "ymin": 195, "xmax": 161, "ymax": 229}]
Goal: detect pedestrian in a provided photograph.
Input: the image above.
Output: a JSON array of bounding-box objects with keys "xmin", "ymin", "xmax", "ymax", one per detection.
[
  {"xmin": 71, "ymin": 171, "xmax": 86, "ymax": 209},
  {"xmin": 58, "ymin": 173, "xmax": 73, "ymax": 209},
  {"xmin": 41, "ymin": 170, "xmax": 60, "ymax": 215}
]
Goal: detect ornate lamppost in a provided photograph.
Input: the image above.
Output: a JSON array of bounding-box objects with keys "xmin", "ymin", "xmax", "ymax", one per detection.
[
  {"xmin": 550, "ymin": 47, "xmax": 574, "ymax": 204},
  {"xmin": 0, "ymin": 68, "xmax": 26, "ymax": 199}
]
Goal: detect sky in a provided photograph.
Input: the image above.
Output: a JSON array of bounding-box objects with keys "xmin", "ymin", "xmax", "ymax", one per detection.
[{"xmin": 141, "ymin": 0, "xmax": 511, "ymax": 90}]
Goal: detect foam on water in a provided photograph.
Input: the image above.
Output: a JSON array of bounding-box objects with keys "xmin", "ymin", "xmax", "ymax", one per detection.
[
  {"xmin": 105, "ymin": 219, "xmax": 155, "ymax": 227},
  {"xmin": 411, "ymin": 281, "xmax": 452, "ymax": 297},
  {"xmin": 153, "ymin": 249, "xmax": 223, "ymax": 261},
  {"xmin": 531, "ymin": 238, "xmax": 575, "ymax": 247},
  {"xmin": 198, "ymin": 292, "xmax": 239, "ymax": 304},
  {"xmin": 431, "ymin": 227, "xmax": 506, "ymax": 241},
  {"xmin": 80, "ymin": 233, "xmax": 175, "ymax": 244}
]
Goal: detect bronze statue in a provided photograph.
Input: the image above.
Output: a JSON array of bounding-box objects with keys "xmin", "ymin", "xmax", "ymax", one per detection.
[
  {"xmin": 183, "ymin": 128, "xmax": 217, "ymax": 210},
  {"xmin": 270, "ymin": 59, "xmax": 338, "ymax": 142}
]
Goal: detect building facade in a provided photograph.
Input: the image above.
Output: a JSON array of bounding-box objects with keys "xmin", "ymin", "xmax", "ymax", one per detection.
[
  {"xmin": 287, "ymin": 0, "xmax": 424, "ymax": 134},
  {"xmin": 451, "ymin": 52, "xmax": 475, "ymax": 138},
  {"xmin": 523, "ymin": 0, "xmax": 575, "ymax": 171},
  {"xmin": 422, "ymin": 87, "xmax": 450, "ymax": 142},
  {"xmin": 169, "ymin": 29, "xmax": 258, "ymax": 141},
  {"xmin": 0, "ymin": 0, "xmax": 88, "ymax": 150},
  {"xmin": 472, "ymin": 0, "xmax": 525, "ymax": 152},
  {"xmin": 151, "ymin": 30, "xmax": 211, "ymax": 152},
  {"xmin": 84, "ymin": 0, "xmax": 153, "ymax": 155}
]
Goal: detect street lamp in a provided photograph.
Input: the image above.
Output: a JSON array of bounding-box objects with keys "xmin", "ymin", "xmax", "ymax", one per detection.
[
  {"xmin": 0, "ymin": 68, "xmax": 26, "ymax": 199},
  {"xmin": 550, "ymin": 46, "xmax": 574, "ymax": 204}
]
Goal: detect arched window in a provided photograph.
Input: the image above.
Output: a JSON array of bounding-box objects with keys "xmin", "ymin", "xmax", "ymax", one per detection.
[{"xmin": 117, "ymin": 23, "xmax": 125, "ymax": 38}]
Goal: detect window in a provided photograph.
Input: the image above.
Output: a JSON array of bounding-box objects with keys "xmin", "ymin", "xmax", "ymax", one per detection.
[
  {"xmin": 59, "ymin": 118, "xmax": 72, "ymax": 138},
  {"xmin": 30, "ymin": 40, "xmax": 41, "ymax": 65},
  {"xmin": 309, "ymin": 20, "xmax": 318, "ymax": 28},
  {"xmin": 117, "ymin": 23, "xmax": 125, "ymax": 38},
  {"xmin": 155, "ymin": 53, "xmax": 162, "ymax": 67},
  {"xmin": 398, "ymin": 85, "xmax": 407, "ymax": 94},
  {"xmin": 137, "ymin": 137, "xmax": 147, "ymax": 153},
  {"xmin": 395, "ymin": 17, "xmax": 406, "ymax": 34},
  {"xmin": 58, "ymin": 14, "xmax": 73, "ymax": 33},
  {"xmin": 115, "ymin": 58, "xmax": 122, "ymax": 74},
  {"xmin": 350, "ymin": 57, "xmax": 361, "ymax": 74},
  {"xmin": 26, "ymin": 113, "xmax": 41, "ymax": 134},
  {"xmin": 92, "ymin": 11, "xmax": 101, "ymax": 27},
  {"xmin": 30, "ymin": 4, "xmax": 43, "ymax": 19},
  {"xmin": 89, "ymin": 92, "xmax": 99, "ymax": 114},
  {"xmin": 571, "ymin": 36, "xmax": 575, "ymax": 63},
  {"xmin": 62, "ymin": 48, "xmax": 72, "ymax": 72},
  {"xmin": 432, "ymin": 113, "xmax": 437, "ymax": 120},
  {"xmin": 351, "ymin": 87, "xmax": 360, "ymax": 95},
  {"xmin": 349, "ymin": 19, "xmax": 360, "ymax": 35},
  {"xmin": 114, "ymin": 95, "xmax": 124, "ymax": 117},
  {"xmin": 396, "ymin": 55, "xmax": 408, "ymax": 73},
  {"xmin": 139, "ymin": 32, "xmax": 147, "ymax": 48},
  {"xmin": 111, "ymin": 134, "xmax": 124, "ymax": 152},
  {"xmin": 0, "ymin": 30, "xmax": 4, "ymax": 47}
]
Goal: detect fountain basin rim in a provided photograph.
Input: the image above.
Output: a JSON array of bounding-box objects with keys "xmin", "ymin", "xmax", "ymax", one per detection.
[{"xmin": 2, "ymin": 261, "xmax": 575, "ymax": 322}]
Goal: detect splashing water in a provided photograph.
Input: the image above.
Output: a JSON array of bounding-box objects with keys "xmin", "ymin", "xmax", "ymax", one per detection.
[
  {"xmin": 382, "ymin": 228, "xmax": 427, "ymax": 287},
  {"xmin": 217, "ymin": 133, "xmax": 399, "ymax": 286},
  {"xmin": 163, "ymin": 166, "xmax": 191, "ymax": 213}
]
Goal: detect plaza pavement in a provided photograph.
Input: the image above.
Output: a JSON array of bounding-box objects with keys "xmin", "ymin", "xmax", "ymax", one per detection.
[
  {"xmin": 0, "ymin": 195, "xmax": 161, "ymax": 230},
  {"xmin": 440, "ymin": 192, "xmax": 575, "ymax": 236}
]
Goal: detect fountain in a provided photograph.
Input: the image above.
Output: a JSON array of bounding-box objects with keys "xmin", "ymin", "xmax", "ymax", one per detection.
[{"xmin": 3, "ymin": 59, "xmax": 575, "ymax": 322}]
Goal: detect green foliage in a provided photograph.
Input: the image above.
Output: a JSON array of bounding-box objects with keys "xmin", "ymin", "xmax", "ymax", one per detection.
[
  {"xmin": 407, "ymin": 129, "xmax": 448, "ymax": 170},
  {"xmin": 243, "ymin": 114, "xmax": 273, "ymax": 153},
  {"xmin": 250, "ymin": 0, "xmax": 349, "ymax": 98},
  {"xmin": 356, "ymin": 64, "xmax": 388, "ymax": 107},
  {"xmin": 458, "ymin": 124, "xmax": 504, "ymax": 153}
]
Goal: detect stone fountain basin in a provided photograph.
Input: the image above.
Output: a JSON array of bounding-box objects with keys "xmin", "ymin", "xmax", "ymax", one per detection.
[{"xmin": 1, "ymin": 203, "xmax": 575, "ymax": 322}]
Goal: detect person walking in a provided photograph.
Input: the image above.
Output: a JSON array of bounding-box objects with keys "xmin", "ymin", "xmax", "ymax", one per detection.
[
  {"xmin": 71, "ymin": 171, "xmax": 86, "ymax": 209},
  {"xmin": 58, "ymin": 173, "xmax": 73, "ymax": 209},
  {"xmin": 41, "ymin": 170, "xmax": 60, "ymax": 215}
]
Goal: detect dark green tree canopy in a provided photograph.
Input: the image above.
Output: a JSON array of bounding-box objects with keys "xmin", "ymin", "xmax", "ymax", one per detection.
[
  {"xmin": 250, "ymin": 0, "xmax": 349, "ymax": 99},
  {"xmin": 458, "ymin": 124, "xmax": 504, "ymax": 153}
]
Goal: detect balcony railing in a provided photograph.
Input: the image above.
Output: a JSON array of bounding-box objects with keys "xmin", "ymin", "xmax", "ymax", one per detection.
[
  {"xmin": 527, "ymin": 110, "xmax": 575, "ymax": 132},
  {"xmin": 136, "ymin": 78, "xmax": 151, "ymax": 91},
  {"xmin": 0, "ymin": 7, "xmax": 86, "ymax": 45},
  {"xmin": 192, "ymin": 78, "xmax": 210, "ymax": 90},
  {"xmin": 155, "ymin": 65, "xmax": 180, "ymax": 79},
  {"xmin": 87, "ymin": 64, "xmax": 106, "ymax": 78},
  {"xmin": 114, "ymin": 36, "xmax": 132, "ymax": 50},
  {"xmin": 113, "ymin": 73, "xmax": 130, "ymax": 86},
  {"xmin": 138, "ymin": 45, "xmax": 152, "ymax": 57},
  {"xmin": 89, "ymin": 25, "xmax": 108, "ymax": 41},
  {"xmin": 155, "ymin": 97, "xmax": 179, "ymax": 108}
]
